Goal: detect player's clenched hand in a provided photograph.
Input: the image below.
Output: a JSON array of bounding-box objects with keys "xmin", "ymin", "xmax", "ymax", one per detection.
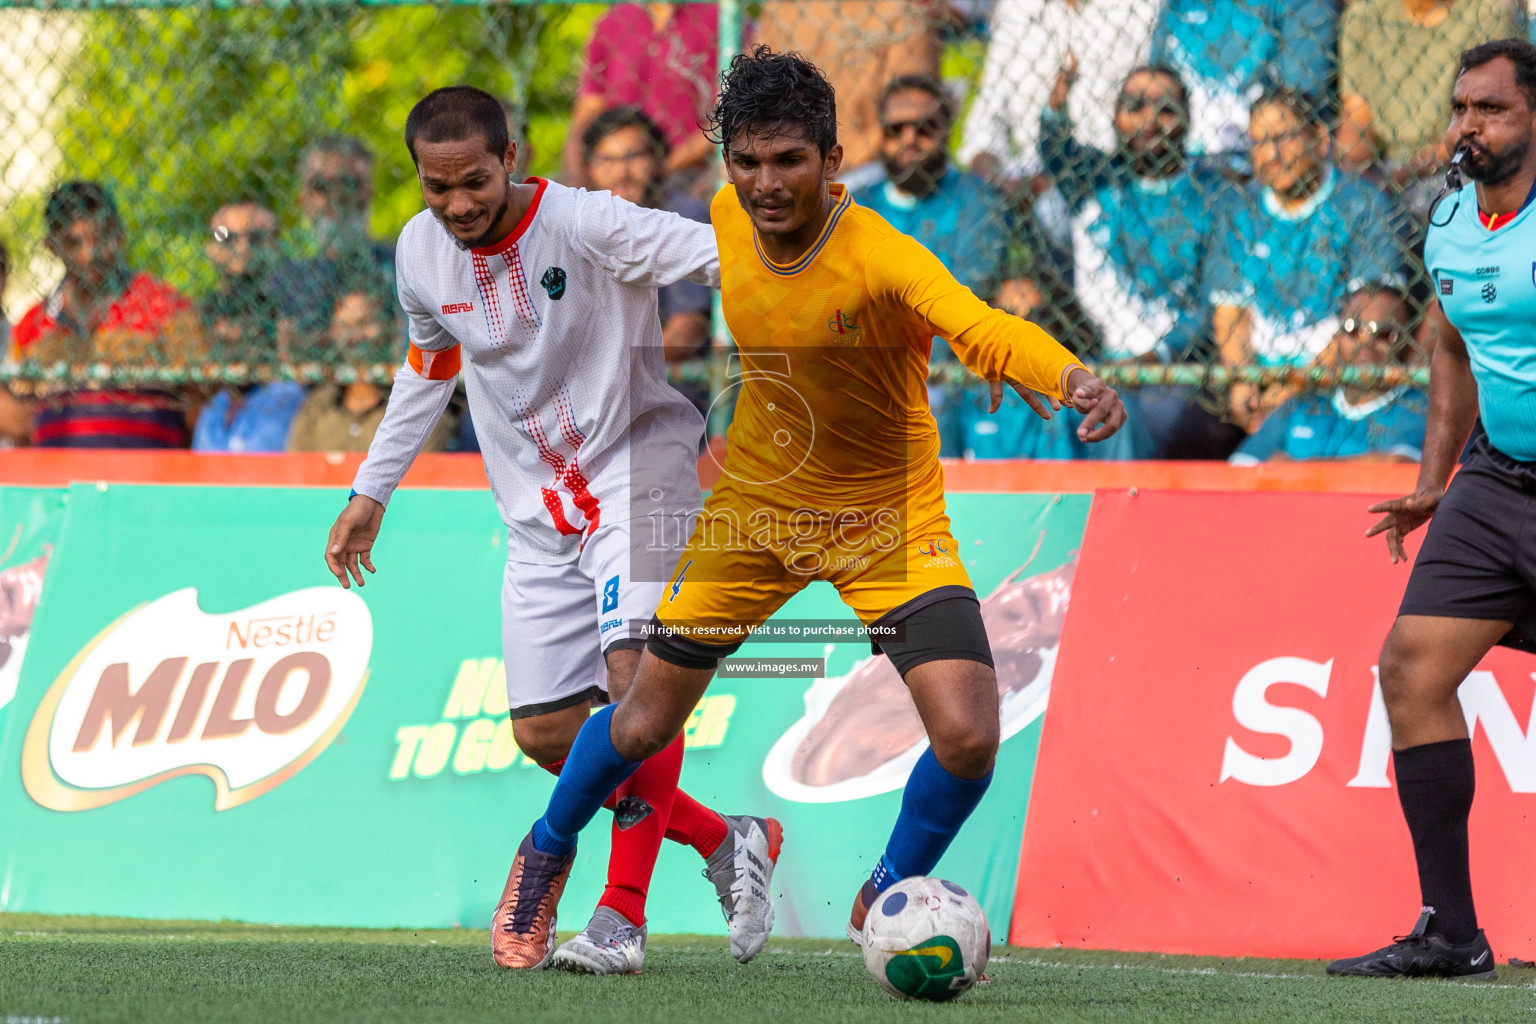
[
  {"xmin": 990, "ymin": 379, "xmax": 1061, "ymax": 421},
  {"xmin": 1064, "ymin": 368, "xmax": 1126, "ymax": 443},
  {"xmin": 1366, "ymin": 488, "xmax": 1443, "ymax": 565},
  {"xmin": 326, "ymin": 494, "xmax": 384, "ymax": 589}
]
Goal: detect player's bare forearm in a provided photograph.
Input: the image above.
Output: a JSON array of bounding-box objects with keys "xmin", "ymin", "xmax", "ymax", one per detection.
[{"xmin": 1417, "ymin": 322, "xmax": 1478, "ymax": 495}]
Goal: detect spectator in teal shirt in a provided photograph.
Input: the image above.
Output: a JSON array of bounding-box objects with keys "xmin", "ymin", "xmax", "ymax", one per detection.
[
  {"xmin": 1042, "ymin": 62, "xmax": 1230, "ymax": 456},
  {"xmin": 1211, "ymin": 87, "xmax": 1408, "ymax": 429},
  {"xmin": 1151, "ymin": 0, "xmax": 1339, "ymax": 157}
]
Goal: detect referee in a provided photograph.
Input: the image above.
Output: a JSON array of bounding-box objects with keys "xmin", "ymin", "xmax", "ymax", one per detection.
[{"xmin": 1328, "ymin": 39, "xmax": 1536, "ymax": 980}]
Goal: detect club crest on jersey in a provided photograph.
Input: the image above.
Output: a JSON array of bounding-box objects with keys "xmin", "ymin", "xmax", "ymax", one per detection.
[
  {"xmin": 541, "ymin": 266, "xmax": 567, "ymax": 300},
  {"xmin": 828, "ymin": 309, "xmax": 858, "ymax": 336},
  {"xmin": 916, "ymin": 539, "xmax": 948, "ymax": 557},
  {"xmin": 1440, "ymin": 276, "xmax": 1454, "ymax": 295}
]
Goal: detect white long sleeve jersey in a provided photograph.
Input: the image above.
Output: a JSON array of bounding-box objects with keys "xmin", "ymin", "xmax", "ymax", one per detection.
[{"xmin": 351, "ymin": 178, "xmax": 718, "ymax": 564}]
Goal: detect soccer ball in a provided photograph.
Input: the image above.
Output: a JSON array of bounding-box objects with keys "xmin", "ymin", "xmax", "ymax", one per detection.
[{"xmin": 860, "ymin": 876, "xmax": 990, "ymax": 1001}]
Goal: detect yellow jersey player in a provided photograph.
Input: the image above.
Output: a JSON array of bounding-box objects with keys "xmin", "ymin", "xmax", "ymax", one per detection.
[{"xmin": 497, "ymin": 46, "xmax": 1126, "ymax": 959}]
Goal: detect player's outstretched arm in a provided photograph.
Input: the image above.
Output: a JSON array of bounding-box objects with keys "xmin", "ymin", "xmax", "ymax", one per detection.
[
  {"xmin": 326, "ymin": 494, "xmax": 384, "ymax": 589},
  {"xmin": 873, "ymin": 234, "xmax": 1121, "ymax": 440},
  {"xmin": 1365, "ymin": 300, "xmax": 1477, "ymax": 563},
  {"xmin": 575, "ymin": 189, "xmax": 720, "ymax": 290}
]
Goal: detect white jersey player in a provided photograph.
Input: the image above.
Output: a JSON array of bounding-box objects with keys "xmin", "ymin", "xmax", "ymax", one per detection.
[{"xmin": 324, "ymin": 86, "xmax": 781, "ymax": 975}]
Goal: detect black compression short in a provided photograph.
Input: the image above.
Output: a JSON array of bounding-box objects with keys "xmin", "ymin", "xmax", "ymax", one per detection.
[
  {"xmin": 869, "ymin": 592, "xmax": 994, "ymax": 675},
  {"xmin": 1399, "ymin": 433, "xmax": 1536, "ymax": 652}
]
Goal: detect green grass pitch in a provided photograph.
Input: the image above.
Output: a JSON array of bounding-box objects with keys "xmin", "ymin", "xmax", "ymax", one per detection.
[{"xmin": 3, "ymin": 913, "xmax": 1535, "ymax": 1023}]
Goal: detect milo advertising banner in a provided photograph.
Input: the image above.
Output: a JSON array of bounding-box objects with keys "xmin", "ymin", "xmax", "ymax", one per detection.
[{"xmin": 0, "ymin": 482, "xmax": 1087, "ymax": 939}]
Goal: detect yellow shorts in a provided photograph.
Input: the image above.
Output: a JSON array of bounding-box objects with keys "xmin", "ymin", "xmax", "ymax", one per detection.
[{"xmin": 654, "ymin": 461, "xmax": 974, "ymax": 647}]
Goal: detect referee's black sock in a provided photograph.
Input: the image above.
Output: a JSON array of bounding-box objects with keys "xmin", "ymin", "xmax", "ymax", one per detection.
[{"xmin": 1394, "ymin": 739, "xmax": 1478, "ymax": 944}]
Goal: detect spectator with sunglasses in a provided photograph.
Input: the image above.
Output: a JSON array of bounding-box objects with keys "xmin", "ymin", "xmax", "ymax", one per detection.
[
  {"xmin": 854, "ymin": 73, "xmax": 1127, "ymax": 458},
  {"xmin": 1042, "ymin": 63, "xmax": 1231, "ymax": 455},
  {"xmin": 1230, "ymin": 285, "xmax": 1427, "ymax": 463},
  {"xmin": 1211, "ymin": 86, "xmax": 1408, "ymax": 430},
  {"xmin": 853, "ymin": 75, "xmax": 1032, "ymax": 315},
  {"xmin": 192, "ymin": 201, "xmax": 307, "ymax": 453},
  {"xmin": 267, "ymin": 136, "xmax": 398, "ymax": 351}
]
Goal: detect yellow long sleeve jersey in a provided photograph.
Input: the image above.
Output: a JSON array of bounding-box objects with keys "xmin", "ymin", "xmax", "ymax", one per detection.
[{"xmin": 712, "ymin": 183, "xmax": 1085, "ymax": 503}]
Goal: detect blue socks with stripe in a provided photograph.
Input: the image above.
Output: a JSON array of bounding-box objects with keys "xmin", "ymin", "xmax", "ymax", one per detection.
[
  {"xmin": 872, "ymin": 747, "xmax": 993, "ymax": 892},
  {"xmin": 529, "ymin": 704, "xmax": 642, "ymax": 856}
]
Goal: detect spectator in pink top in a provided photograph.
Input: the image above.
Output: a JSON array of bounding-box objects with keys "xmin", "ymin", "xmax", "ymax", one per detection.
[{"xmin": 562, "ymin": 3, "xmax": 719, "ymax": 185}]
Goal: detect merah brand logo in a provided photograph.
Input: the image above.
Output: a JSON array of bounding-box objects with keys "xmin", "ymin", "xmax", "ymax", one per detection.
[
  {"xmin": 23, "ymin": 587, "xmax": 372, "ymax": 811},
  {"xmin": 441, "ymin": 302, "xmax": 474, "ymax": 315}
]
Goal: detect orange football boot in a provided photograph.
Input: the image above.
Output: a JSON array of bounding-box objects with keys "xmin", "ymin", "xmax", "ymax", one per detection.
[
  {"xmin": 846, "ymin": 878, "xmax": 881, "ymax": 945},
  {"xmin": 491, "ymin": 832, "xmax": 576, "ymax": 969}
]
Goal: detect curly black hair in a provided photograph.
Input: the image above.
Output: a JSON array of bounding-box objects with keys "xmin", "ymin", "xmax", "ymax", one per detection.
[{"xmin": 705, "ymin": 45, "xmax": 838, "ymax": 156}]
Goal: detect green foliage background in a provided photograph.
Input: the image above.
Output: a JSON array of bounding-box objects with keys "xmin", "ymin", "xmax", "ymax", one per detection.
[{"xmin": 12, "ymin": 2, "xmax": 601, "ymax": 302}]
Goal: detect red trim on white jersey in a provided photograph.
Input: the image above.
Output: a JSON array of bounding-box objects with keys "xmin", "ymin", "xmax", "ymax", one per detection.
[
  {"xmin": 471, "ymin": 253, "xmax": 505, "ymax": 341},
  {"xmin": 520, "ymin": 384, "xmax": 601, "ymax": 538},
  {"xmin": 471, "ymin": 177, "xmax": 549, "ymax": 256}
]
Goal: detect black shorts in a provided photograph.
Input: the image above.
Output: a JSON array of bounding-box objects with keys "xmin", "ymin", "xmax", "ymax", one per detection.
[
  {"xmin": 1400, "ymin": 435, "xmax": 1536, "ymax": 651},
  {"xmin": 648, "ymin": 591, "xmax": 994, "ymax": 676}
]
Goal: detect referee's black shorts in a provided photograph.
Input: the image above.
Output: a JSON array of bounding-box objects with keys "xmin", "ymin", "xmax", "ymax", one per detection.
[{"xmin": 1400, "ymin": 433, "xmax": 1536, "ymax": 651}]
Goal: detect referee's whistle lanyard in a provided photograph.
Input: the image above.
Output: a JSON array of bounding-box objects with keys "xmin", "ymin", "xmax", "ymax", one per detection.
[
  {"xmin": 1427, "ymin": 146, "xmax": 1470, "ymax": 228},
  {"xmin": 1428, "ymin": 144, "xmax": 1536, "ymax": 228}
]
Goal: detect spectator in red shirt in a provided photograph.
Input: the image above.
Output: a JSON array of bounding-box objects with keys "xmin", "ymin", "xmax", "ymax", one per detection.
[
  {"xmin": 0, "ymin": 238, "xmax": 27, "ymax": 445},
  {"xmin": 12, "ymin": 181, "xmax": 203, "ymax": 447},
  {"xmin": 561, "ymin": 2, "xmax": 719, "ymax": 185}
]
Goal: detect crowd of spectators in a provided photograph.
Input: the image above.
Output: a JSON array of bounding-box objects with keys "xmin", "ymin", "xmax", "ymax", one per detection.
[{"xmin": 1, "ymin": 0, "xmax": 1523, "ymax": 462}]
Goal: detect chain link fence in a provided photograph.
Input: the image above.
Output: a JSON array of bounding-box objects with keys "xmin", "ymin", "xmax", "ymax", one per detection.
[{"xmin": 0, "ymin": 0, "xmax": 1528, "ymax": 456}]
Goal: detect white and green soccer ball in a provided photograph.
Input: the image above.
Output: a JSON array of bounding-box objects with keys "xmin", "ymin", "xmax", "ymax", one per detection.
[{"xmin": 860, "ymin": 876, "xmax": 990, "ymax": 1001}]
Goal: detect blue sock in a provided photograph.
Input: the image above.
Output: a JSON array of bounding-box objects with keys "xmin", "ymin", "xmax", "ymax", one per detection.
[
  {"xmin": 873, "ymin": 748, "xmax": 993, "ymax": 892},
  {"xmin": 529, "ymin": 704, "xmax": 642, "ymax": 856}
]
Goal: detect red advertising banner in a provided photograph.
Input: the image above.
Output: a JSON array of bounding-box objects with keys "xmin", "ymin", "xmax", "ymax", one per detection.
[{"xmin": 1011, "ymin": 489, "xmax": 1536, "ymax": 961}]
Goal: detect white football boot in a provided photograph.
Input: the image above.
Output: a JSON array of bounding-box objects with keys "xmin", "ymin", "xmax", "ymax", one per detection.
[
  {"xmin": 549, "ymin": 906, "xmax": 647, "ymax": 975},
  {"xmin": 704, "ymin": 815, "xmax": 784, "ymax": 963}
]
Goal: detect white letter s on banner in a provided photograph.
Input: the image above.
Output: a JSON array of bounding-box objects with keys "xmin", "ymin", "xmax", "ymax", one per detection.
[{"xmin": 1219, "ymin": 657, "xmax": 1333, "ymax": 786}]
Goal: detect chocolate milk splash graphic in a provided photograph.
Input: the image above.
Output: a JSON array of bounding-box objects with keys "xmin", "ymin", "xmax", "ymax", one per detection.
[
  {"xmin": 775, "ymin": 557, "xmax": 1075, "ymax": 797},
  {"xmin": 0, "ymin": 551, "xmax": 50, "ymax": 709}
]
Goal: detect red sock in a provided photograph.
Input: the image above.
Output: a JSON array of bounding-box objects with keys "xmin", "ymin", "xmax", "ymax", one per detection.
[
  {"xmin": 597, "ymin": 734, "xmax": 684, "ymax": 927},
  {"xmin": 539, "ymin": 756, "xmax": 725, "ymax": 854},
  {"xmin": 666, "ymin": 790, "xmax": 729, "ymax": 858}
]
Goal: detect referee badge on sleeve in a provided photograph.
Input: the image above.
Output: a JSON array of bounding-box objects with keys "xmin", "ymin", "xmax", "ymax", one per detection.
[{"xmin": 1440, "ymin": 275, "xmax": 1454, "ymax": 295}]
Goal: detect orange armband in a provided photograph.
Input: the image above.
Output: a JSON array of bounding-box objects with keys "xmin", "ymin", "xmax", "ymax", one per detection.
[{"xmin": 407, "ymin": 342, "xmax": 461, "ymax": 380}]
